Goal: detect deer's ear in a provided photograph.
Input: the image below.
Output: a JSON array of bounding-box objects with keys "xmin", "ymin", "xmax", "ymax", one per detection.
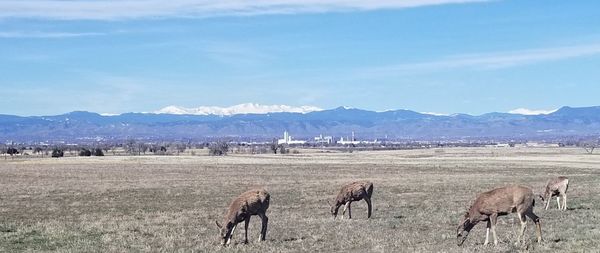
[{"xmin": 215, "ymin": 220, "xmax": 222, "ymax": 229}]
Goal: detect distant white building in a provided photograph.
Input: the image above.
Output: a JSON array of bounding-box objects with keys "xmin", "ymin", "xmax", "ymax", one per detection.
[
  {"xmin": 338, "ymin": 131, "xmax": 381, "ymax": 145},
  {"xmin": 278, "ymin": 131, "xmax": 306, "ymax": 145},
  {"xmin": 314, "ymin": 134, "xmax": 334, "ymax": 144},
  {"xmin": 338, "ymin": 131, "xmax": 360, "ymax": 145}
]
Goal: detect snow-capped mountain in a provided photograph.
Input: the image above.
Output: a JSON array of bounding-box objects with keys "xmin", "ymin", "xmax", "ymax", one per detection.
[
  {"xmin": 2, "ymin": 105, "xmax": 600, "ymax": 142},
  {"xmin": 154, "ymin": 103, "xmax": 323, "ymax": 116},
  {"xmin": 508, "ymin": 108, "xmax": 558, "ymax": 115}
]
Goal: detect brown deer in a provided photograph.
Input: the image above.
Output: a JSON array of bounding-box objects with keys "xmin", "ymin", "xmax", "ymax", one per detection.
[
  {"xmin": 540, "ymin": 176, "xmax": 569, "ymax": 211},
  {"xmin": 456, "ymin": 185, "xmax": 542, "ymax": 246},
  {"xmin": 328, "ymin": 181, "xmax": 373, "ymax": 219},
  {"xmin": 215, "ymin": 188, "xmax": 270, "ymax": 246}
]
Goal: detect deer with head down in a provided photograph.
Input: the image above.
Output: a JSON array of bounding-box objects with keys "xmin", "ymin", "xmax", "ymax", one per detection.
[
  {"xmin": 328, "ymin": 181, "xmax": 373, "ymax": 219},
  {"xmin": 456, "ymin": 185, "xmax": 542, "ymax": 246},
  {"xmin": 540, "ymin": 176, "xmax": 569, "ymax": 211},
  {"xmin": 215, "ymin": 188, "xmax": 270, "ymax": 246}
]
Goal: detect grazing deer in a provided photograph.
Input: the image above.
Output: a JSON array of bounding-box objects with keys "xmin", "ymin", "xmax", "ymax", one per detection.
[
  {"xmin": 456, "ymin": 185, "xmax": 542, "ymax": 246},
  {"xmin": 540, "ymin": 176, "xmax": 569, "ymax": 211},
  {"xmin": 328, "ymin": 181, "xmax": 374, "ymax": 219},
  {"xmin": 215, "ymin": 188, "xmax": 270, "ymax": 246}
]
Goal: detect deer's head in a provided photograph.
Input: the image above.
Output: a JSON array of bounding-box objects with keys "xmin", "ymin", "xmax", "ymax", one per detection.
[
  {"xmin": 327, "ymin": 200, "xmax": 339, "ymax": 218},
  {"xmin": 456, "ymin": 212, "xmax": 475, "ymax": 246},
  {"xmin": 215, "ymin": 220, "xmax": 234, "ymax": 246}
]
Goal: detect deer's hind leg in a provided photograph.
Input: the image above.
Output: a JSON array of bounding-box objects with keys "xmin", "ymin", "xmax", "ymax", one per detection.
[
  {"xmin": 516, "ymin": 212, "xmax": 527, "ymax": 245},
  {"xmin": 258, "ymin": 212, "xmax": 268, "ymax": 241},
  {"xmin": 244, "ymin": 215, "xmax": 250, "ymax": 244},
  {"xmin": 525, "ymin": 209, "xmax": 542, "ymax": 243},
  {"xmin": 365, "ymin": 197, "xmax": 372, "ymax": 218}
]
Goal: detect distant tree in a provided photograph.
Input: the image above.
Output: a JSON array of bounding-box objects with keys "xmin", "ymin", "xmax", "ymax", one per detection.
[
  {"xmin": 278, "ymin": 144, "xmax": 288, "ymax": 154},
  {"xmin": 583, "ymin": 143, "xmax": 596, "ymax": 154},
  {"xmin": 7, "ymin": 147, "xmax": 19, "ymax": 156},
  {"xmin": 51, "ymin": 148, "xmax": 64, "ymax": 158},
  {"xmin": 79, "ymin": 148, "xmax": 92, "ymax": 156},
  {"xmin": 33, "ymin": 147, "xmax": 43, "ymax": 155},
  {"xmin": 93, "ymin": 148, "xmax": 104, "ymax": 156},
  {"xmin": 176, "ymin": 144, "xmax": 186, "ymax": 155},
  {"xmin": 270, "ymin": 139, "xmax": 278, "ymax": 154},
  {"xmin": 125, "ymin": 139, "xmax": 137, "ymax": 155},
  {"xmin": 209, "ymin": 142, "xmax": 229, "ymax": 156},
  {"xmin": 139, "ymin": 143, "xmax": 149, "ymax": 154},
  {"xmin": 580, "ymin": 139, "xmax": 599, "ymax": 154}
]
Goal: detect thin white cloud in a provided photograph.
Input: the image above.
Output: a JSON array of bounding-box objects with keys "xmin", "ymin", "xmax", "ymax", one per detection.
[
  {"xmin": 0, "ymin": 31, "xmax": 105, "ymax": 38},
  {"xmin": 0, "ymin": 0, "xmax": 490, "ymax": 20},
  {"xmin": 508, "ymin": 108, "xmax": 557, "ymax": 115},
  {"xmin": 364, "ymin": 43, "xmax": 600, "ymax": 75}
]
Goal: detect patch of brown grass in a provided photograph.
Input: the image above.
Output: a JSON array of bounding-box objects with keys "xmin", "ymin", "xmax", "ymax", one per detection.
[{"xmin": 1, "ymin": 147, "xmax": 599, "ymax": 252}]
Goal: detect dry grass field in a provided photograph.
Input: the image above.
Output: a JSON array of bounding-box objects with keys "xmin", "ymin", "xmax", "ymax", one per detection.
[{"xmin": 1, "ymin": 147, "xmax": 599, "ymax": 252}]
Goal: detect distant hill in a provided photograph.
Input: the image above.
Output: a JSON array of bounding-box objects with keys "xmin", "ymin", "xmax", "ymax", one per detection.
[{"xmin": 1, "ymin": 106, "xmax": 600, "ymax": 142}]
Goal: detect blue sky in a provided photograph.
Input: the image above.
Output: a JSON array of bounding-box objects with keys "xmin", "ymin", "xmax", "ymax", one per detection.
[{"xmin": 1, "ymin": 0, "xmax": 600, "ymax": 116}]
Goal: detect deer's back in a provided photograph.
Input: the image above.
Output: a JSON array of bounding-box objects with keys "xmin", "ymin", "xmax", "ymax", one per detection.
[
  {"xmin": 337, "ymin": 181, "xmax": 373, "ymax": 202},
  {"xmin": 473, "ymin": 185, "xmax": 534, "ymax": 215},
  {"xmin": 546, "ymin": 177, "xmax": 569, "ymax": 193},
  {"xmin": 227, "ymin": 189, "xmax": 270, "ymax": 217}
]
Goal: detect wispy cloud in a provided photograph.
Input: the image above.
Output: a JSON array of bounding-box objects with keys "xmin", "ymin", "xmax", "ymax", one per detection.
[
  {"xmin": 363, "ymin": 43, "xmax": 600, "ymax": 75},
  {"xmin": 508, "ymin": 108, "xmax": 557, "ymax": 115},
  {"xmin": 0, "ymin": 31, "xmax": 105, "ymax": 38},
  {"xmin": 0, "ymin": 0, "xmax": 489, "ymax": 20}
]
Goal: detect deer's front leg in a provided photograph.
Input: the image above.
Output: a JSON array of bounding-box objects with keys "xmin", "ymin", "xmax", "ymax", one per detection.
[
  {"xmin": 342, "ymin": 202, "xmax": 349, "ymax": 219},
  {"xmin": 490, "ymin": 213, "xmax": 498, "ymax": 246},
  {"xmin": 347, "ymin": 202, "xmax": 352, "ymax": 219},
  {"xmin": 226, "ymin": 224, "xmax": 237, "ymax": 245},
  {"xmin": 516, "ymin": 212, "xmax": 527, "ymax": 245},
  {"xmin": 484, "ymin": 220, "xmax": 491, "ymax": 245}
]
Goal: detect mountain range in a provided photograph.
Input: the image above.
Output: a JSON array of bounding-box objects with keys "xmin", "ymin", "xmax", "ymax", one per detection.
[{"xmin": 1, "ymin": 106, "xmax": 600, "ymax": 143}]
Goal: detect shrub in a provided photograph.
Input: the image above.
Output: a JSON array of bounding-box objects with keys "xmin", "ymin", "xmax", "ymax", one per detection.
[
  {"xmin": 51, "ymin": 148, "xmax": 64, "ymax": 158},
  {"xmin": 33, "ymin": 147, "xmax": 43, "ymax": 154},
  {"xmin": 278, "ymin": 144, "xmax": 288, "ymax": 154},
  {"xmin": 93, "ymin": 148, "xmax": 104, "ymax": 156},
  {"xmin": 79, "ymin": 148, "xmax": 92, "ymax": 156},
  {"xmin": 209, "ymin": 142, "xmax": 229, "ymax": 156},
  {"xmin": 7, "ymin": 147, "xmax": 19, "ymax": 156}
]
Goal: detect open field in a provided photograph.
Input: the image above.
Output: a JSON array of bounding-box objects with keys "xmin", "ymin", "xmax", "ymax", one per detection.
[{"xmin": 1, "ymin": 147, "xmax": 599, "ymax": 252}]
